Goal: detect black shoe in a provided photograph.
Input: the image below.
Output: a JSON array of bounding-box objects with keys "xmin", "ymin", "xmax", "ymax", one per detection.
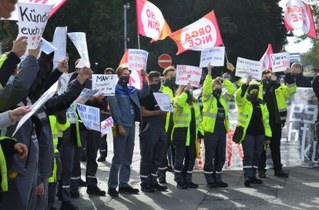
[
  {"xmin": 244, "ymin": 178, "xmax": 252, "ymax": 187},
  {"xmin": 274, "ymin": 170, "xmax": 289, "ymax": 178},
  {"xmin": 97, "ymin": 156, "xmax": 106, "ymax": 162},
  {"xmin": 141, "ymin": 183, "xmax": 155, "ymax": 193},
  {"xmin": 60, "ymin": 201, "xmax": 79, "ymax": 210},
  {"xmin": 259, "ymin": 172, "xmax": 267, "ymax": 179},
  {"xmin": 107, "ymin": 188, "xmax": 119, "ymax": 197},
  {"xmin": 50, "ymin": 207, "xmax": 57, "ymax": 210},
  {"xmin": 216, "ymin": 181, "xmax": 228, "ymax": 187},
  {"xmin": 154, "ymin": 183, "xmax": 168, "ymax": 191},
  {"xmin": 207, "ymin": 182, "xmax": 217, "ymax": 188},
  {"xmin": 79, "ymin": 179, "xmax": 87, "ymax": 187},
  {"xmin": 186, "ymin": 182, "xmax": 199, "ymax": 189},
  {"xmin": 177, "ymin": 182, "xmax": 187, "ymax": 189},
  {"xmin": 70, "ymin": 190, "xmax": 80, "ymax": 198},
  {"xmin": 87, "ymin": 186, "xmax": 106, "ymax": 196},
  {"xmin": 251, "ymin": 177, "xmax": 263, "ymax": 184},
  {"xmin": 119, "ymin": 186, "xmax": 139, "ymax": 194},
  {"xmin": 158, "ymin": 177, "xmax": 166, "ymax": 184}
]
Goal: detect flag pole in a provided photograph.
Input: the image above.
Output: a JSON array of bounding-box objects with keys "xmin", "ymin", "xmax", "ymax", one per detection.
[{"xmin": 137, "ymin": 34, "xmax": 141, "ymax": 49}]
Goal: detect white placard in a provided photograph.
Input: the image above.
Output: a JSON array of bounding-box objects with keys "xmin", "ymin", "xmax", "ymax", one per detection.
[
  {"xmin": 92, "ymin": 74, "xmax": 118, "ymax": 96},
  {"xmin": 153, "ymin": 92, "xmax": 174, "ymax": 112},
  {"xmin": 270, "ymin": 52, "xmax": 290, "ymax": 73},
  {"xmin": 75, "ymin": 88, "xmax": 99, "ymax": 104},
  {"xmin": 199, "ymin": 47, "xmax": 225, "ymax": 67},
  {"xmin": 66, "ymin": 103, "xmax": 77, "ymax": 124},
  {"xmin": 101, "ymin": 117, "xmax": 114, "ymax": 135},
  {"xmin": 127, "ymin": 49, "xmax": 149, "ymax": 71},
  {"xmin": 76, "ymin": 104, "xmax": 100, "ymax": 132},
  {"xmin": 176, "ymin": 65, "xmax": 202, "ymax": 87},
  {"xmin": 13, "ymin": 82, "xmax": 58, "ymax": 136},
  {"xmin": 57, "ymin": 73, "xmax": 72, "ymax": 95},
  {"xmin": 68, "ymin": 32, "xmax": 90, "ymax": 68},
  {"xmin": 235, "ymin": 57, "xmax": 262, "ymax": 80},
  {"xmin": 52, "ymin": 26, "xmax": 67, "ymax": 69},
  {"xmin": 41, "ymin": 38, "xmax": 57, "ymax": 54}
]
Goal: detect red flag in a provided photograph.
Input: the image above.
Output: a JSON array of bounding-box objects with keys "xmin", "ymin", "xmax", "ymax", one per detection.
[
  {"xmin": 284, "ymin": 0, "xmax": 317, "ymax": 38},
  {"xmin": 260, "ymin": 44, "xmax": 274, "ymax": 70},
  {"xmin": 170, "ymin": 10, "xmax": 223, "ymax": 55},
  {"xmin": 136, "ymin": 0, "xmax": 171, "ymax": 42}
]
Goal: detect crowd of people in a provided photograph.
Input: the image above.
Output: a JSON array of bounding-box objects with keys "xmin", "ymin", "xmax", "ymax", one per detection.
[{"xmin": 1, "ymin": 34, "xmax": 318, "ymax": 210}]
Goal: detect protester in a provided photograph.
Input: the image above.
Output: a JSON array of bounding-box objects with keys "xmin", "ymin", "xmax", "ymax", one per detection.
[
  {"xmin": 0, "ymin": 0, "xmax": 17, "ymax": 18},
  {"xmin": 202, "ymin": 64, "xmax": 236, "ymax": 188},
  {"xmin": 172, "ymin": 84, "xmax": 204, "ymax": 189},
  {"xmin": 258, "ymin": 69, "xmax": 296, "ymax": 178},
  {"xmin": 235, "ymin": 79, "xmax": 272, "ymax": 187},
  {"xmin": 290, "ymin": 62, "xmax": 311, "ymax": 87},
  {"xmin": 107, "ymin": 65, "xmax": 149, "ymax": 197}
]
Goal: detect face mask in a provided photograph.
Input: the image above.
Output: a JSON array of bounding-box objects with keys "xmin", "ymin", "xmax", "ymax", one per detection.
[
  {"xmin": 150, "ymin": 82, "xmax": 161, "ymax": 92},
  {"xmin": 213, "ymin": 89, "xmax": 222, "ymax": 98},
  {"xmin": 118, "ymin": 75, "xmax": 130, "ymax": 87},
  {"xmin": 262, "ymin": 78, "xmax": 272, "ymax": 86}
]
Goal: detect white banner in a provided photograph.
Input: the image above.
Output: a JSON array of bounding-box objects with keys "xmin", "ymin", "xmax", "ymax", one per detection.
[
  {"xmin": 52, "ymin": 26, "xmax": 67, "ymax": 69},
  {"xmin": 92, "ymin": 74, "xmax": 118, "ymax": 96},
  {"xmin": 176, "ymin": 65, "xmax": 202, "ymax": 87},
  {"xmin": 270, "ymin": 52, "xmax": 290, "ymax": 73},
  {"xmin": 17, "ymin": 2, "xmax": 53, "ymax": 49},
  {"xmin": 68, "ymin": 32, "xmax": 90, "ymax": 68},
  {"xmin": 101, "ymin": 116, "xmax": 114, "ymax": 135},
  {"xmin": 235, "ymin": 57, "xmax": 262, "ymax": 80},
  {"xmin": 153, "ymin": 93, "xmax": 174, "ymax": 112},
  {"xmin": 76, "ymin": 104, "xmax": 100, "ymax": 132},
  {"xmin": 199, "ymin": 46, "xmax": 225, "ymax": 67}
]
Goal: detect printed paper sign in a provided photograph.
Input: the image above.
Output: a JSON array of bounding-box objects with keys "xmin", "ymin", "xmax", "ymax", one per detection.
[
  {"xmin": 66, "ymin": 103, "xmax": 76, "ymax": 124},
  {"xmin": 199, "ymin": 46, "xmax": 225, "ymax": 67},
  {"xmin": 120, "ymin": 49, "xmax": 149, "ymax": 71},
  {"xmin": 75, "ymin": 88, "xmax": 99, "ymax": 104},
  {"xmin": 5, "ymin": 0, "xmax": 67, "ymax": 20},
  {"xmin": 52, "ymin": 26, "xmax": 67, "ymax": 69},
  {"xmin": 41, "ymin": 38, "xmax": 57, "ymax": 54},
  {"xmin": 68, "ymin": 32, "xmax": 90, "ymax": 68},
  {"xmin": 13, "ymin": 82, "xmax": 58, "ymax": 136},
  {"xmin": 153, "ymin": 92, "xmax": 174, "ymax": 112},
  {"xmin": 101, "ymin": 116, "xmax": 114, "ymax": 135},
  {"xmin": 176, "ymin": 65, "xmax": 202, "ymax": 87},
  {"xmin": 76, "ymin": 104, "xmax": 100, "ymax": 132},
  {"xmin": 235, "ymin": 57, "xmax": 262, "ymax": 80},
  {"xmin": 57, "ymin": 73, "xmax": 72, "ymax": 95},
  {"xmin": 270, "ymin": 52, "xmax": 290, "ymax": 72},
  {"xmin": 17, "ymin": 2, "xmax": 53, "ymax": 49},
  {"xmin": 92, "ymin": 74, "xmax": 118, "ymax": 96}
]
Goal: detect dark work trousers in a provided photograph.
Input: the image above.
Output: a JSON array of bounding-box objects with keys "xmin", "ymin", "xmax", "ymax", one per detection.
[
  {"xmin": 203, "ymin": 120, "xmax": 227, "ymax": 184},
  {"xmin": 242, "ymin": 135, "xmax": 265, "ymax": 178},
  {"xmin": 108, "ymin": 125, "xmax": 136, "ymax": 188},
  {"xmin": 174, "ymin": 142, "xmax": 196, "ymax": 184},
  {"xmin": 57, "ymin": 128, "xmax": 74, "ymax": 202},
  {"xmin": 140, "ymin": 121, "xmax": 166, "ymax": 187},
  {"xmin": 258, "ymin": 123, "xmax": 282, "ymax": 173},
  {"xmin": 47, "ymin": 182, "xmax": 57, "ymax": 210},
  {"xmin": 99, "ymin": 135, "xmax": 108, "ymax": 158},
  {"xmin": 158, "ymin": 116, "xmax": 174, "ymax": 181},
  {"xmin": 71, "ymin": 129, "xmax": 101, "ymax": 192}
]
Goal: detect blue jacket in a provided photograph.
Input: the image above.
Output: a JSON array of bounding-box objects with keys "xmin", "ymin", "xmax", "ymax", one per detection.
[{"xmin": 108, "ymin": 82, "xmax": 149, "ymax": 127}]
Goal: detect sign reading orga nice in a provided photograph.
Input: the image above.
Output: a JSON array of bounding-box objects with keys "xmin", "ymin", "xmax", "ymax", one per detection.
[
  {"xmin": 92, "ymin": 74, "xmax": 118, "ymax": 96},
  {"xmin": 270, "ymin": 52, "xmax": 290, "ymax": 72},
  {"xmin": 170, "ymin": 10, "xmax": 223, "ymax": 55},
  {"xmin": 199, "ymin": 46, "xmax": 225, "ymax": 67},
  {"xmin": 176, "ymin": 65, "xmax": 202, "ymax": 87},
  {"xmin": 235, "ymin": 57, "xmax": 262, "ymax": 80},
  {"xmin": 18, "ymin": 2, "xmax": 53, "ymax": 49}
]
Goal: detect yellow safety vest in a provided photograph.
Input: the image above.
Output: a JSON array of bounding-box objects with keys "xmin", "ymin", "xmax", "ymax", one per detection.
[
  {"xmin": 202, "ymin": 76, "xmax": 236, "ymax": 133},
  {"xmin": 0, "ymin": 136, "xmax": 16, "ymax": 192},
  {"xmin": 160, "ymin": 85, "xmax": 174, "ymax": 132},
  {"xmin": 0, "ymin": 55, "xmax": 8, "ymax": 89},
  {"xmin": 235, "ymin": 86, "xmax": 272, "ymax": 143}
]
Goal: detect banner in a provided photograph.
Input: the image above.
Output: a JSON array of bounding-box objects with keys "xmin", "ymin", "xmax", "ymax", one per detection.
[
  {"xmin": 13, "ymin": 82, "xmax": 58, "ymax": 136},
  {"xmin": 136, "ymin": 0, "xmax": 171, "ymax": 42},
  {"xmin": 153, "ymin": 92, "xmax": 174, "ymax": 112},
  {"xmin": 199, "ymin": 46, "xmax": 225, "ymax": 67},
  {"xmin": 17, "ymin": 2, "xmax": 53, "ymax": 49},
  {"xmin": 52, "ymin": 26, "xmax": 67, "ymax": 69},
  {"xmin": 76, "ymin": 104, "xmax": 100, "ymax": 132},
  {"xmin": 101, "ymin": 116, "xmax": 114, "ymax": 135},
  {"xmin": 260, "ymin": 43, "xmax": 274, "ymax": 70},
  {"xmin": 270, "ymin": 52, "xmax": 290, "ymax": 73},
  {"xmin": 235, "ymin": 57, "xmax": 262, "ymax": 80},
  {"xmin": 5, "ymin": 0, "xmax": 67, "ymax": 20},
  {"xmin": 176, "ymin": 65, "xmax": 202, "ymax": 87},
  {"xmin": 92, "ymin": 74, "xmax": 118, "ymax": 96},
  {"xmin": 68, "ymin": 32, "xmax": 90, "ymax": 68},
  {"xmin": 284, "ymin": 0, "xmax": 317, "ymax": 38},
  {"xmin": 170, "ymin": 10, "xmax": 223, "ymax": 55},
  {"xmin": 75, "ymin": 88, "xmax": 99, "ymax": 104}
]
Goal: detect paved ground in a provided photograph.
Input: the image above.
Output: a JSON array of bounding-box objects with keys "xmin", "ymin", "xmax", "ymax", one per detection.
[{"xmin": 54, "ymin": 132, "xmax": 319, "ymax": 210}]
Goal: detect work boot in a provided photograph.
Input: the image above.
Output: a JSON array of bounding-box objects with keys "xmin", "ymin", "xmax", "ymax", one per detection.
[
  {"xmin": 119, "ymin": 186, "xmax": 139, "ymax": 194},
  {"xmin": 60, "ymin": 201, "xmax": 79, "ymax": 210},
  {"xmin": 70, "ymin": 190, "xmax": 80, "ymax": 198},
  {"xmin": 244, "ymin": 178, "xmax": 252, "ymax": 187},
  {"xmin": 258, "ymin": 170, "xmax": 267, "ymax": 179},
  {"xmin": 87, "ymin": 186, "xmax": 106, "ymax": 196},
  {"xmin": 141, "ymin": 183, "xmax": 155, "ymax": 193},
  {"xmin": 97, "ymin": 156, "xmax": 106, "ymax": 162},
  {"xmin": 176, "ymin": 182, "xmax": 187, "ymax": 189},
  {"xmin": 107, "ymin": 188, "xmax": 119, "ymax": 197},
  {"xmin": 154, "ymin": 183, "xmax": 168, "ymax": 191},
  {"xmin": 215, "ymin": 173, "xmax": 228, "ymax": 187},
  {"xmin": 186, "ymin": 182, "xmax": 199, "ymax": 188},
  {"xmin": 251, "ymin": 177, "xmax": 263, "ymax": 184},
  {"xmin": 79, "ymin": 179, "xmax": 87, "ymax": 187},
  {"xmin": 274, "ymin": 170, "xmax": 289, "ymax": 178}
]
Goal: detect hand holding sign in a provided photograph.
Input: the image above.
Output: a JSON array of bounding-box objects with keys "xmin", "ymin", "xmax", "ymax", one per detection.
[
  {"xmin": 12, "ymin": 36, "xmax": 28, "ymax": 57},
  {"xmin": 28, "ymin": 42, "xmax": 41, "ymax": 58},
  {"xmin": 226, "ymin": 62, "xmax": 235, "ymax": 72}
]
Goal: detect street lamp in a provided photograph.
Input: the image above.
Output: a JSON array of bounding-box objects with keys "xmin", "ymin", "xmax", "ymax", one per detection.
[{"xmin": 123, "ymin": 3, "xmax": 130, "ymax": 52}]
